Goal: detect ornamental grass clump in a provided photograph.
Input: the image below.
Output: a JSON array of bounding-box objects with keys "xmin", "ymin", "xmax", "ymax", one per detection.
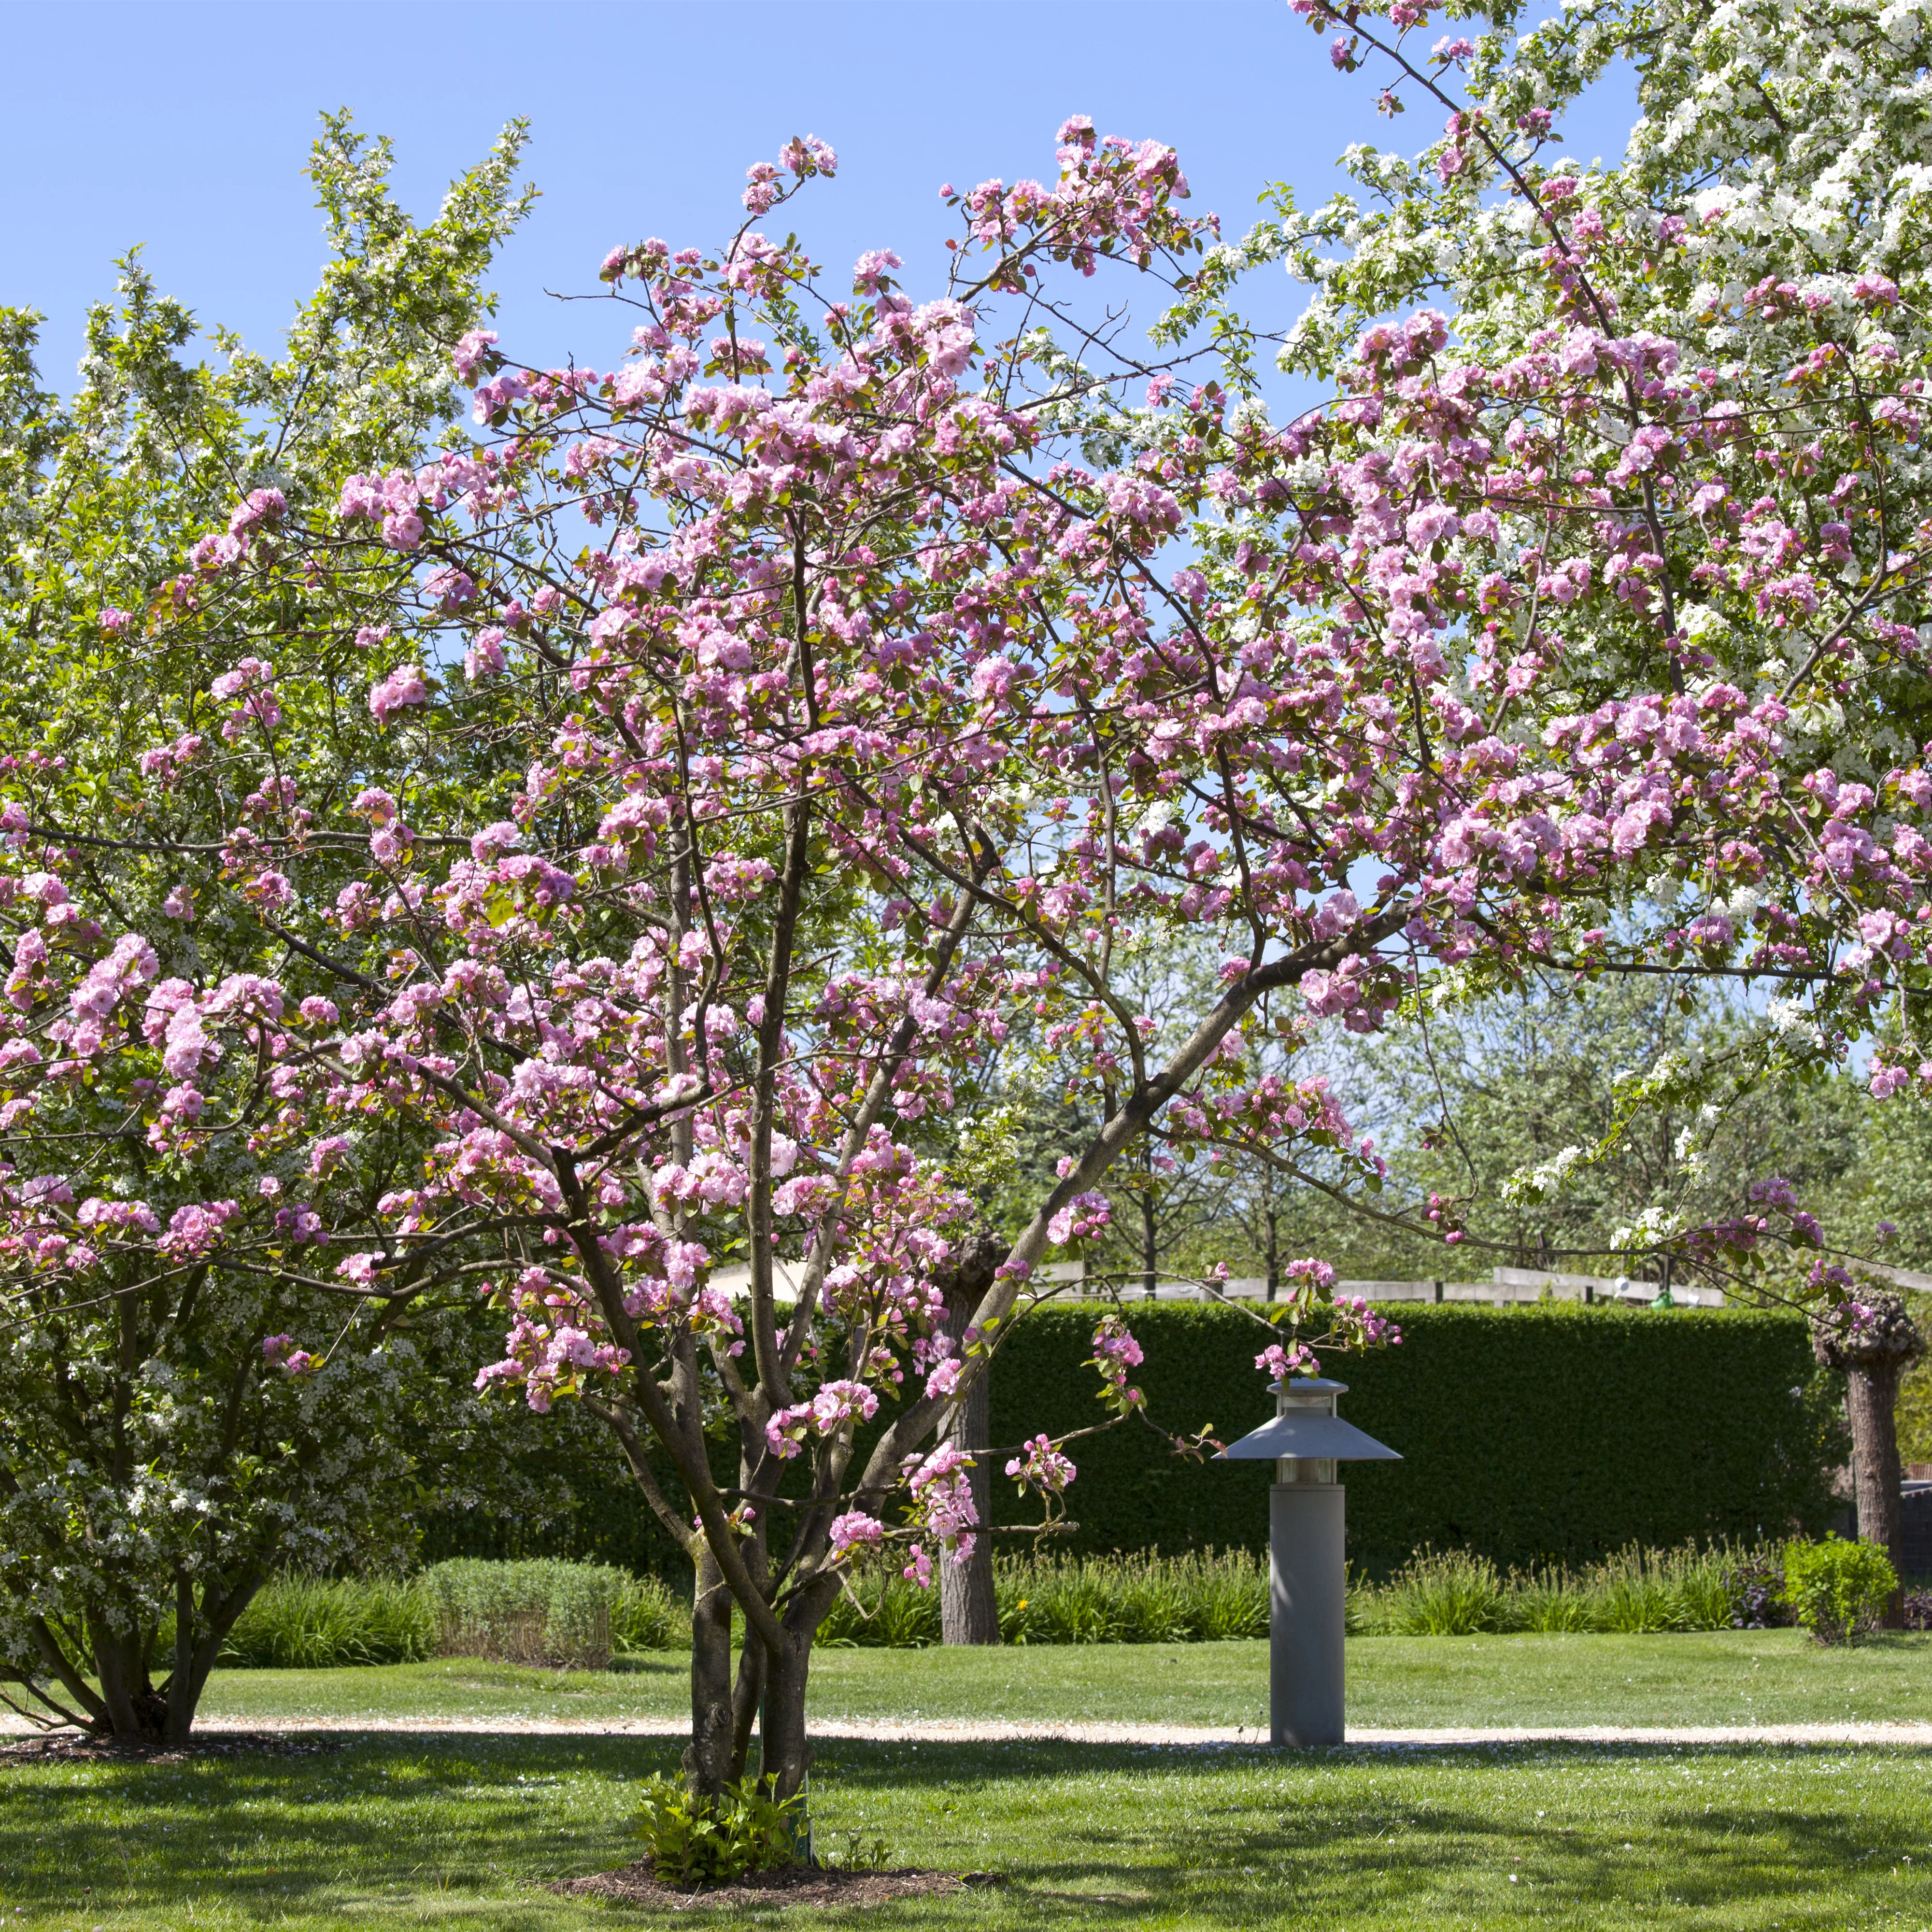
[
  {"xmin": 1381, "ymin": 1548, "xmax": 1509, "ymax": 1635},
  {"xmin": 997, "ymin": 1550, "xmax": 1269, "ymax": 1645},
  {"xmin": 162, "ymin": 1575, "xmax": 438, "ymax": 1670},
  {"xmin": 1353, "ymin": 1540, "xmax": 1777, "ymax": 1635},
  {"xmin": 611, "ymin": 1573, "xmax": 690, "ymax": 1654},
  {"xmin": 818, "ymin": 1548, "xmax": 1267, "ymax": 1646}
]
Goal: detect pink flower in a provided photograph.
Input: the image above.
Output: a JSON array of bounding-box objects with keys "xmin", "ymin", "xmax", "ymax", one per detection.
[
  {"xmin": 228, "ymin": 488, "xmax": 286, "ymax": 536},
  {"xmin": 829, "ymin": 1510, "xmax": 885, "ymax": 1557},
  {"xmin": 1005, "ymin": 1433, "xmax": 1076, "ymax": 1495},
  {"xmin": 156, "ymin": 1198, "xmax": 240, "ymax": 1263},
  {"xmin": 1256, "ymin": 1340, "xmax": 1318, "ymax": 1381},
  {"xmin": 465, "ymin": 628, "xmax": 507, "ymax": 682},
  {"xmin": 369, "ymin": 666, "xmax": 430, "ymax": 724},
  {"xmin": 452, "ymin": 329, "xmax": 500, "ymax": 380}
]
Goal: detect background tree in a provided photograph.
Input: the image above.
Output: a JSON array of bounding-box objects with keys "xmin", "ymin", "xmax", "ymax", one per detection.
[
  {"xmin": 1812, "ymin": 1290, "xmax": 1924, "ymax": 1622},
  {"xmin": 0, "ymin": 116, "xmax": 532, "ymax": 1744}
]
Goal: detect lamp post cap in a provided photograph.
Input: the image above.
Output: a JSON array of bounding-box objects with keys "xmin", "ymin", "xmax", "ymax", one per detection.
[{"xmin": 1215, "ymin": 1411, "xmax": 1402, "ymax": 1462}]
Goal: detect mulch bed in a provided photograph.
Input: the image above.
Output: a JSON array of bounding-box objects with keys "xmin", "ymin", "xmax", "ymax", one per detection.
[
  {"xmin": 1, "ymin": 1729, "xmax": 341, "ymax": 1763},
  {"xmin": 554, "ymin": 1861, "xmax": 1006, "ymax": 1912}
]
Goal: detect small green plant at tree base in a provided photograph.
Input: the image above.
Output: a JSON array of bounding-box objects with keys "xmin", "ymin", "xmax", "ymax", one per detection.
[
  {"xmin": 631, "ymin": 1773, "xmax": 804, "ymax": 1886},
  {"xmin": 1779, "ymin": 1537, "xmax": 1898, "ymax": 1645},
  {"xmin": 821, "ymin": 1829, "xmax": 893, "ymax": 1871}
]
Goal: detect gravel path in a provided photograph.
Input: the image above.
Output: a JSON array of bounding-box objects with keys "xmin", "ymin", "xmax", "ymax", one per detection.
[{"xmin": 5, "ymin": 1713, "xmax": 1930, "ymax": 1748}]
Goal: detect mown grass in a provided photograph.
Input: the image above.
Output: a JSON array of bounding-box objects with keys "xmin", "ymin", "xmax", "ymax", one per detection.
[
  {"xmin": 2, "ymin": 1731, "xmax": 1929, "ymax": 1930},
  {"xmin": 190, "ymin": 1627, "xmax": 1932, "ymax": 1732}
]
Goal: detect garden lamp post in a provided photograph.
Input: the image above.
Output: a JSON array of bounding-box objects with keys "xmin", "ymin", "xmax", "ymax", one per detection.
[{"xmin": 1218, "ymin": 1378, "xmax": 1400, "ymax": 1746}]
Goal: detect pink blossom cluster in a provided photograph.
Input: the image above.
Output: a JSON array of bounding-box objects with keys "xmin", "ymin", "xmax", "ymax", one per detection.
[{"xmin": 1005, "ymin": 1433, "xmax": 1077, "ymax": 1496}]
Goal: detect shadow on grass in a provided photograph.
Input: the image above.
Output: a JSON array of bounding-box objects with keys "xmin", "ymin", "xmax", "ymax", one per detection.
[
  {"xmin": 607, "ymin": 1653, "xmax": 685, "ymax": 1678},
  {"xmin": 3, "ymin": 1735, "xmax": 1928, "ymax": 1928}
]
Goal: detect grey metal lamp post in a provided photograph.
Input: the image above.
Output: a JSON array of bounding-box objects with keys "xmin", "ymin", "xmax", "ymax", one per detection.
[{"xmin": 1217, "ymin": 1377, "xmax": 1399, "ymax": 1746}]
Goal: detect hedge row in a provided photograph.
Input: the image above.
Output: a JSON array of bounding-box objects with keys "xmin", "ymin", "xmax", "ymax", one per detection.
[
  {"xmin": 424, "ymin": 1302, "xmax": 1843, "ymax": 1580},
  {"xmin": 985, "ymin": 1303, "xmax": 1844, "ymax": 1575}
]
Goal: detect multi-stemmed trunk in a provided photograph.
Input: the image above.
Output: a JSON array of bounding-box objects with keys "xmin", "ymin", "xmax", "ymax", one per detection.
[{"xmin": 24, "ymin": 1568, "xmax": 262, "ymax": 1746}]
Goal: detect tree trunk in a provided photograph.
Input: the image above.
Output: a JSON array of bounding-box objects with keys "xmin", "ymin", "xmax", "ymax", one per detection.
[
  {"xmin": 1139, "ymin": 1190, "xmax": 1158, "ymax": 1300},
  {"xmin": 938, "ymin": 1287, "xmax": 999, "ymax": 1645},
  {"xmin": 1814, "ymin": 1292, "xmax": 1921, "ymax": 1635},
  {"xmin": 87, "ymin": 1619, "xmax": 167, "ymax": 1743},
  {"xmin": 158, "ymin": 1568, "xmax": 264, "ymax": 1746},
  {"xmin": 685, "ymin": 1546, "xmax": 738, "ymax": 1795},
  {"xmin": 758, "ymin": 1611, "xmax": 817, "ymax": 1807},
  {"xmin": 1847, "ymin": 1363, "xmax": 1907, "ymax": 1629},
  {"xmin": 1264, "ymin": 1206, "xmax": 1279, "ymax": 1304}
]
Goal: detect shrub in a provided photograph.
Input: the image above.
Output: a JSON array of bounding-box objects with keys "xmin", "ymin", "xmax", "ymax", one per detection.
[
  {"xmin": 425, "ymin": 1558, "xmax": 680, "ymax": 1668},
  {"xmin": 632, "ymin": 1773, "xmax": 802, "ymax": 1885},
  {"xmin": 1728, "ymin": 1549, "xmax": 1789, "ymax": 1629},
  {"xmin": 1780, "ymin": 1536, "xmax": 1898, "ymax": 1645},
  {"xmin": 157, "ymin": 1576, "xmax": 436, "ymax": 1670}
]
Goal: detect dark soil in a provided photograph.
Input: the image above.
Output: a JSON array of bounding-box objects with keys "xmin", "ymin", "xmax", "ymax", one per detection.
[{"xmin": 554, "ymin": 1861, "xmax": 1006, "ymax": 1911}]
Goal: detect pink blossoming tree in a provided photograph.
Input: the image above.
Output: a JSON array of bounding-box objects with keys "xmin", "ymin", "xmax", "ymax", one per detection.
[{"xmin": 14, "ymin": 0, "xmax": 1932, "ymax": 1782}]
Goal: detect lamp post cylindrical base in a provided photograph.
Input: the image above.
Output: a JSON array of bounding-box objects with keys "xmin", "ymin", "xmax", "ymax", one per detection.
[{"xmin": 1269, "ymin": 1481, "xmax": 1346, "ymax": 1747}]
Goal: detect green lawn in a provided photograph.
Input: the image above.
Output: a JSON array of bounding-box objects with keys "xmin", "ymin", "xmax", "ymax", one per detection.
[
  {"xmin": 3, "ymin": 1733, "xmax": 1930, "ymax": 1930},
  {"xmin": 5, "ymin": 1634, "xmax": 1930, "ymax": 1930},
  {"xmin": 194, "ymin": 1627, "xmax": 1932, "ymax": 1732}
]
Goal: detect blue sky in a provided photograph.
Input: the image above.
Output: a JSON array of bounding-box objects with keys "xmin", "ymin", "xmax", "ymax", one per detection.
[{"xmin": 0, "ymin": 0, "xmax": 1636, "ymax": 389}]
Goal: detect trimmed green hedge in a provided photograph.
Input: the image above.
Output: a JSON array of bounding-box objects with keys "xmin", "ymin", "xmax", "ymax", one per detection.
[
  {"xmin": 986, "ymin": 1302, "xmax": 1842, "ymax": 1576},
  {"xmin": 423, "ymin": 1302, "xmax": 1843, "ymax": 1581}
]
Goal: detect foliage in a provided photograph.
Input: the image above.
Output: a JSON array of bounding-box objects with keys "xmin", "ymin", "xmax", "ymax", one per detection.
[
  {"xmin": 195, "ymin": 1575, "xmax": 435, "ymax": 1670},
  {"xmin": 1780, "ymin": 1534, "xmax": 1898, "ymax": 1644},
  {"xmin": 1353, "ymin": 981, "xmax": 1865, "ymax": 1283},
  {"xmin": 149, "ymin": 1537, "xmax": 1808, "ymax": 1661},
  {"xmin": 984, "ymin": 1302, "xmax": 1839, "ymax": 1574},
  {"xmin": 1371, "ymin": 1540, "xmax": 1762, "ymax": 1635},
  {"xmin": 1378, "ymin": 1548, "xmax": 1508, "ymax": 1635},
  {"xmin": 0, "ymin": 115, "xmax": 533, "ymax": 1743},
  {"xmin": 19, "ymin": 0, "xmax": 1932, "ymax": 1792},
  {"xmin": 424, "ymin": 1558, "xmax": 685, "ymax": 1668},
  {"xmin": 630, "ymin": 1771, "xmax": 804, "ymax": 1886},
  {"xmin": 819, "ymin": 1547, "xmax": 1268, "ymax": 1647}
]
